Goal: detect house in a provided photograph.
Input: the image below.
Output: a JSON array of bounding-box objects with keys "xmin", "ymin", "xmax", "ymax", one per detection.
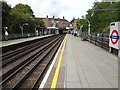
[{"xmin": 35, "ymin": 15, "xmax": 70, "ymax": 34}]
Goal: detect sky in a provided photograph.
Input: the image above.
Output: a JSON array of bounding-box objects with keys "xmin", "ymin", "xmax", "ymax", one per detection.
[{"xmin": 6, "ymin": 0, "xmax": 102, "ymax": 21}]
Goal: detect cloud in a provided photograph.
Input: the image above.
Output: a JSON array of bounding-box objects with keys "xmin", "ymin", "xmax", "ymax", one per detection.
[
  {"xmin": 6, "ymin": 0, "xmax": 98, "ymax": 21},
  {"xmin": 48, "ymin": 0, "xmax": 62, "ymax": 16}
]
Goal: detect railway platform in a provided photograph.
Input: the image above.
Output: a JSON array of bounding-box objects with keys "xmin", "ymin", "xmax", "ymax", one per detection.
[
  {"xmin": 0, "ymin": 34, "xmax": 54, "ymax": 47},
  {"xmin": 40, "ymin": 34, "xmax": 118, "ymax": 89}
]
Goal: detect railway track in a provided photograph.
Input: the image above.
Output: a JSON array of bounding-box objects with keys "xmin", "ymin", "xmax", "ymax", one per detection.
[
  {"xmin": 1, "ymin": 35, "xmax": 59, "ymax": 67},
  {"xmin": 1, "ymin": 34, "xmax": 65, "ymax": 89}
]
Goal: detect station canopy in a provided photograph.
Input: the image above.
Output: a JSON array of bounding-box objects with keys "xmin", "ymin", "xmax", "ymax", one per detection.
[
  {"xmin": 66, "ymin": 27, "xmax": 69, "ymax": 29},
  {"xmin": 47, "ymin": 26, "xmax": 58, "ymax": 30}
]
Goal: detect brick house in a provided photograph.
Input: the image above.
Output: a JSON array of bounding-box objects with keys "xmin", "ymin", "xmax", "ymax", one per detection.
[
  {"xmin": 35, "ymin": 15, "xmax": 70, "ymax": 30},
  {"xmin": 70, "ymin": 17, "xmax": 80, "ymax": 29}
]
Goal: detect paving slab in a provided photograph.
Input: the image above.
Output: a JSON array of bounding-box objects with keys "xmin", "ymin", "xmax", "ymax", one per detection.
[{"xmin": 64, "ymin": 34, "xmax": 118, "ymax": 88}]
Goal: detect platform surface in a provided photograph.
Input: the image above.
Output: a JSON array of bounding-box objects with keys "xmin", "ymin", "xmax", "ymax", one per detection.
[
  {"xmin": 41, "ymin": 34, "xmax": 118, "ymax": 89},
  {"xmin": 0, "ymin": 34, "xmax": 54, "ymax": 47},
  {"xmin": 64, "ymin": 34, "xmax": 118, "ymax": 88}
]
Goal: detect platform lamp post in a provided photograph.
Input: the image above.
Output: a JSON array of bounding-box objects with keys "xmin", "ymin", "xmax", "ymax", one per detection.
[
  {"xmin": 80, "ymin": 25, "xmax": 83, "ymax": 36},
  {"xmin": 4, "ymin": 26, "xmax": 9, "ymax": 40},
  {"xmin": 82, "ymin": 15, "xmax": 92, "ymax": 36},
  {"xmin": 84, "ymin": 18, "xmax": 91, "ymax": 36},
  {"xmin": 20, "ymin": 23, "xmax": 28, "ymax": 38},
  {"xmin": 35, "ymin": 25, "xmax": 39, "ymax": 36},
  {"xmin": 87, "ymin": 18, "xmax": 91, "ymax": 36},
  {"xmin": 56, "ymin": 20, "xmax": 59, "ymax": 34},
  {"xmin": 4, "ymin": 26, "xmax": 8, "ymax": 35}
]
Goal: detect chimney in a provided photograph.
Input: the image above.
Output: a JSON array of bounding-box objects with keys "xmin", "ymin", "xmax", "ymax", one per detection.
[
  {"xmin": 53, "ymin": 16, "xmax": 55, "ymax": 19},
  {"xmin": 46, "ymin": 15, "xmax": 48, "ymax": 18},
  {"xmin": 73, "ymin": 17, "xmax": 75, "ymax": 20},
  {"xmin": 58, "ymin": 18, "xmax": 60, "ymax": 22},
  {"xmin": 63, "ymin": 16, "xmax": 65, "ymax": 19}
]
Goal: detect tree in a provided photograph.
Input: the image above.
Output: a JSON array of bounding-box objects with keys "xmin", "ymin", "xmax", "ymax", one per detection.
[
  {"xmin": 2, "ymin": 1, "xmax": 45, "ymax": 36},
  {"xmin": 78, "ymin": 2, "xmax": 120, "ymax": 34},
  {"xmin": 2, "ymin": 1, "xmax": 11, "ymax": 34},
  {"xmin": 35, "ymin": 19, "xmax": 45, "ymax": 27},
  {"xmin": 10, "ymin": 3, "xmax": 35, "ymax": 34},
  {"xmin": 77, "ymin": 19, "xmax": 88, "ymax": 32}
]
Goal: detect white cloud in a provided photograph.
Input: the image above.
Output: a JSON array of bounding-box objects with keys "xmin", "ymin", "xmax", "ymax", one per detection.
[{"xmin": 6, "ymin": 0, "xmax": 101, "ymax": 21}]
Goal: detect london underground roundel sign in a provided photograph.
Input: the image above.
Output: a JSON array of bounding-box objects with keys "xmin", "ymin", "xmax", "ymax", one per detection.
[{"xmin": 110, "ymin": 30, "xmax": 119, "ymax": 45}]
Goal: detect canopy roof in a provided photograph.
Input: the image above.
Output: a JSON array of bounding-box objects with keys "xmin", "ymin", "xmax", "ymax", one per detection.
[{"xmin": 47, "ymin": 27, "xmax": 58, "ymax": 29}]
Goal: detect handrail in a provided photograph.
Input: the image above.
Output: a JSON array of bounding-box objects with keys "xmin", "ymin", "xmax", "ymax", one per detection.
[{"xmin": 80, "ymin": 32, "xmax": 109, "ymax": 50}]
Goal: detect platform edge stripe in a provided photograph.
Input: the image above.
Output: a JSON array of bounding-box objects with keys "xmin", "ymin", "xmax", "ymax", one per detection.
[
  {"xmin": 50, "ymin": 35, "xmax": 67, "ymax": 89},
  {"xmin": 39, "ymin": 35, "xmax": 65, "ymax": 88},
  {"xmin": 1, "ymin": 35, "xmax": 53, "ymax": 47}
]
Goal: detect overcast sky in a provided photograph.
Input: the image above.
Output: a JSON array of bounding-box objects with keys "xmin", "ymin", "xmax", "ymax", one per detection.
[{"xmin": 6, "ymin": 0, "xmax": 102, "ymax": 21}]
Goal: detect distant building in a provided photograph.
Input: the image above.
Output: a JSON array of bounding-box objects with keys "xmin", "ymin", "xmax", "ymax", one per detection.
[
  {"xmin": 70, "ymin": 17, "xmax": 80, "ymax": 29},
  {"xmin": 58, "ymin": 16, "xmax": 70, "ymax": 30},
  {"xmin": 35, "ymin": 15, "xmax": 70, "ymax": 30}
]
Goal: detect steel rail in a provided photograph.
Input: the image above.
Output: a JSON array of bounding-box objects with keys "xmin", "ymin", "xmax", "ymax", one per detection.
[
  {"xmin": 11, "ymin": 35, "xmax": 64, "ymax": 89},
  {"xmin": 1, "ymin": 35, "xmax": 59, "ymax": 67},
  {"xmin": 1, "ymin": 35, "xmax": 62, "ymax": 83},
  {"xmin": 1, "ymin": 35, "xmax": 57, "ymax": 61}
]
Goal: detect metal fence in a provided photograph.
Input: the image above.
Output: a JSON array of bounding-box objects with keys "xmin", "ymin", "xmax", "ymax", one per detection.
[
  {"xmin": 80, "ymin": 32, "xmax": 118, "ymax": 56},
  {"xmin": 1, "ymin": 33, "xmax": 40, "ymax": 41},
  {"xmin": 88, "ymin": 33, "xmax": 109, "ymax": 51}
]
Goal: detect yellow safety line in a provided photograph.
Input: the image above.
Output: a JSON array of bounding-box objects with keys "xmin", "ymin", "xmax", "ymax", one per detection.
[
  {"xmin": 50, "ymin": 35, "xmax": 67, "ymax": 89},
  {"xmin": 1, "ymin": 42, "xmax": 17, "ymax": 47},
  {"xmin": 10, "ymin": 42, "xmax": 16, "ymax": 45}
]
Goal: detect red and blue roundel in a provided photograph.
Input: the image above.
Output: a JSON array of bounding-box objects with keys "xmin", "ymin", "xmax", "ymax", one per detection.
[{"xmin": 110, "ymin": 30, "xmax": 119, "ymax": 45}]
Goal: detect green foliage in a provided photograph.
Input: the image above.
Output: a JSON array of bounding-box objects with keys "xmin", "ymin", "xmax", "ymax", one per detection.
[
  {"xmin": 77, "ymin": 2, "xmax": 120, "ymax": 34},
  {"xmin": 89, "ymin": 2, "xmax": 119, "ymax": 33},
  {"xmin": 2, "ymin": 1, "xmax": 45, "ymax": 35},
  {"xmin": 2, "ymin": 1, "xmax": 11, "ymax": 34},
  {"xmin": 12, "ymin": 3, "xmax": 34, "ymax": 17},
  {"xmin": 77, "ymin": 19, "xmax": 88, "ymax": 32},
  {"xmin": 35, "ymin": 19, "xmax": 45, "ymax": 28},
  {"xmin": 9, "ymin": 3, "xmax": 35, "ymax": 33}
]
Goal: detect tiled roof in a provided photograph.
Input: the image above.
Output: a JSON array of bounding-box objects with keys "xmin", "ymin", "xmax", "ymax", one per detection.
[{"xmin": 35, "ymin": 17, "xmax": 70, "ymax": 29}]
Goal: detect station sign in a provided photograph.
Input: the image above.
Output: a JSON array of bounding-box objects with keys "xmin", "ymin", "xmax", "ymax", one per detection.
[{"xmin": 109, "ymin": 22, "xmax": 120, "ymax": 49}]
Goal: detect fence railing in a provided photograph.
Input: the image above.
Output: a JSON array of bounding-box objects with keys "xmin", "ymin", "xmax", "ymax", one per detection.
[
  {"xmin": 1, "ymin": 33, "xmax": 35, "ymax": 41},
  {"xmin": 88, "ymin": 33, "xmax": 109, "ymax": 51},
  {"xmin": 80, "ymin": 32, "xmax": 118, "ymax": 56},
  {"xmin": 1, "ymin": 33, "xmax": 50, "ymax": 41}
]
